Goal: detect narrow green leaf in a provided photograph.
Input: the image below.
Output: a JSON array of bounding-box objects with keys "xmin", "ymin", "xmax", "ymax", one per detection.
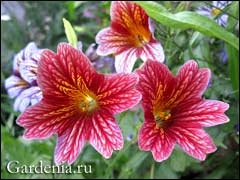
[
  {"xmin": 66, "ymin": 2, "xmax": 76, "ymax": 21},
  {"xmin": 225, "ymin": 1, "xmax": 239, "ymax": 98},
  {"xmin": 135, "ymin": 1, "xmax": 239, "ymax": 50},
  {"xmin": 62, "ymin": 18, "xmax": 78, "ymax": 48},
  {"xmin": 226, "ymin": 44, "xmax": 239, "ymax": 97}
]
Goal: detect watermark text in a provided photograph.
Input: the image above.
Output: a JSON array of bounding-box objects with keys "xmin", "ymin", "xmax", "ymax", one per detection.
[{"xmin": 6, "ymin": 160, "xmax": 92, "ymax": 174}]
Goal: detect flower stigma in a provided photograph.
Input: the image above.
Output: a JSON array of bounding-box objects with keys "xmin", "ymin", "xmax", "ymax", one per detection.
[
  {"xmin": 79, "ymin": 93, "xmax": 98, "ymax": 113},
  {"xmin": 211, "ymin": 8, "xmax": 221, "ymax": 16},
  {"xmin": 154, "ymin": 109, "xmax": 171, "ymax": 128},
  {"xmin": 136, "ymin": 34, "xmax": 148, "ymax": 46}
]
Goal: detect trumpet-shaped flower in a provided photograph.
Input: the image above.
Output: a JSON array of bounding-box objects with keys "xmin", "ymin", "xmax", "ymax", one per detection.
[
  {"xmin": 5, "ymin": 42, "xmax": 43, "ymax": 112},
  {"xmin": 17, "ymin": 43, "xmax": 141, "ymax": 165},
  {"xmin": 96, "ymin": 1, "xmax": 164, "ymax": 73},
  {"xmin": 136, "ymin": 60, "xmax": 229, "ymax": 162}
]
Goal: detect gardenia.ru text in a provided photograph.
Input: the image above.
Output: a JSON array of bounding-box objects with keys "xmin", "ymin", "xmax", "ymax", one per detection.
[{"xmin": 6, "ymin": 160, "xmax": 92, "ymax": 174}]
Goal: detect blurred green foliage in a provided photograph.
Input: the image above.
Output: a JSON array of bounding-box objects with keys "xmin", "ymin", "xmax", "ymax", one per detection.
[{"xmin": 1, "ymin": 1, "xmax": 239, "ymax": 179}]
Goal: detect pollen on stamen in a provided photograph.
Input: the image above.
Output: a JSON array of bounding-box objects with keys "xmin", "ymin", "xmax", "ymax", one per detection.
[
  {"xmin": 211, "ymin": 8, "xmax": 221, "ymax": 16},
  {"xmin": 137, "ymin": 35, "xmax": 147, "ymax": 45},
  {"xmin": 79, "ymin": 94, "xmax": 98, "ymax": 113},
  {"xmin": 154, "ymin": 109, "xmax": 172, "ymax": 128}
]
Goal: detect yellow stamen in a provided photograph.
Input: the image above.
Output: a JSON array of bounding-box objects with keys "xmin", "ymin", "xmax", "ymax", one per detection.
[
  {"xmin": 154, "ymin": 109, "xmax": 171, "ymax": 128},
  {"xmin": 126, "ymin": 21, "xmax": 151, "ymax": 47},
  {"xmin": 120, "ymin": 6, "xmax": 151, "ymax": 47},
  {"xmin": 136, "ymin": 34, "xmax": 148, "ymax": 46},
  {"xmin": 79, "ymin": 93, "xmax": 98, "ymax": 113},
  {"xmin": 211, "ymin": 8, "xmax": 221, "ymax": 17},
  {"xmin": 58, "ymin": 77, "xmax": 99, "ymax": 114},
  {"xmin": 132, "ymin": 29, "xmax": 151, "ymax": 47}
]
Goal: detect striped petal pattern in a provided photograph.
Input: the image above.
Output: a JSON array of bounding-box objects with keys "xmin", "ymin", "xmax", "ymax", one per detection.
[
  {"xmin": 96, "ymin": 1, "xmax": 164, "ymax": 73},
  {"xmin": 136, "ymin": 60, "xmax": 229, "ymax": 162},
  {"xmin": 17, "ymin": 43, "xmax": 141, "ymax": 165}
]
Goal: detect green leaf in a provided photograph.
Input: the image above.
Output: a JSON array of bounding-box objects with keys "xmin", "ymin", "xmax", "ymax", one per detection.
[
  {"xmin": 118, "ymin": 151, "xmax": 149, "ymax": 178},
  {"xmin": 66, "ymin": 2, "xmax": 76, "ymax": 21},
  {"xmin": 1, "ymin": 126, "xmax": 53, "ymax": 179},
  {"xmin": 155, "ymin": 161, "xmax": 179, "ymax": 179},
  {"xmin": 62, "ymin": 18, "xmax": 78, "ymax": 48},
  {"xmin": 226, "ymin": 44, "xmax": 239, "ymax": 97},
  {"xmin": 135, "ymin": 1, "xmax": 239, "ymax": 50},
  {"xmin": 170, "ymin": 149, "xmax": 187, "ymax": 172},
  {"xmin": 225, "ymin": 1, "xmax": 239, "ymax": 98},
  {"xmin": 169, "ymin": 148, "xmax": 198, "ymax": 173}
]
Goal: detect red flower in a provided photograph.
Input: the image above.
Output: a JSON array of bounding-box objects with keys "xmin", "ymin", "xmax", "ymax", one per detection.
[
  {"xmin": 96, "ymin": 1, "xmax": 164, "ymax": 73},
  {"xmin": 17, "ymin": 43, "xmax": 141, "ymax": 165},
  {"xmin": 136, "ymin": 60, "xmax": 229, "ymax": 162}
]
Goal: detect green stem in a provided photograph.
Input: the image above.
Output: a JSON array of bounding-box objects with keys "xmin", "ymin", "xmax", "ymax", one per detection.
[{"xmin": 150, "ymin": 161, "xmax": 155, "ymax": 179}]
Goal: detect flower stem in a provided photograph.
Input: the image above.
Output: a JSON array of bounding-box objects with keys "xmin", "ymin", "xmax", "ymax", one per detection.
[{"xmin": 150, "ymin": 161, "xmax": 155, "ymax": 179}]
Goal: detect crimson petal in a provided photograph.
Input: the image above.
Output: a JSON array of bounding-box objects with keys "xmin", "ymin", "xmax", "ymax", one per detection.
[
  {"xmin": 55, "ymin": 119, "xmax": 88, "ymax": 165},
  {"xmin": 89, "ymin": 111, "xmax": 123, "ymax": 158},
  {"xmin": 38, "ymin": 43, "xmax": 94, "ymax": 98},
  {"xmin": 110, "ymin": 1, "xmax": 149, "ymax": 33},
  {"xmin": 170, "ymin": 60, "xmax": 210, "ymax": 106},
  {"xmin": 95, "ymin": 73, "xmax": 141, "ymax": 114},
  {"xmin": 138, "ymin": 122, "xmax": 175, "ymax": 162},
  {"xmin": 136, "ymin": 60, "xmax": 175, "ymax": 111},
  {"xmin": 173, "ymin": 100, "xmax": 229, "ymax": 127},
  {"xmin": 96, "ymin": 27, "xmax": 134, "ymax": 56},
  {"xmin": 170, "ymin": 127, "xmax": 217, "ymax": 161},
  {"xmin": 17, "ymin": 101, "xmax": 78, "ymax": 139}
]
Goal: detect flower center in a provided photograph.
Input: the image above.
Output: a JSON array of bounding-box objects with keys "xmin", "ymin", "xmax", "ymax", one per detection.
[
  {"xmin": 136, "ymin": 34, "xmax": 149, "ymax": 46},
  {"xmin": 154, "ymin": 109, "xmax": 171, "ymax": 128},
  {"xmin": 130, "ymin": 25, "xmax": 151, "ymax": 47},
  {"xmin": 211, "ymin": 8, "xmax": 221, "ymax": 17},
  {"xmin": 133, "ymin": 33, "xmax": 151, "ymax": 47},
  {"xmin": 79, "ymin": 93, "xmax": 98, "ymax": 113}
]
